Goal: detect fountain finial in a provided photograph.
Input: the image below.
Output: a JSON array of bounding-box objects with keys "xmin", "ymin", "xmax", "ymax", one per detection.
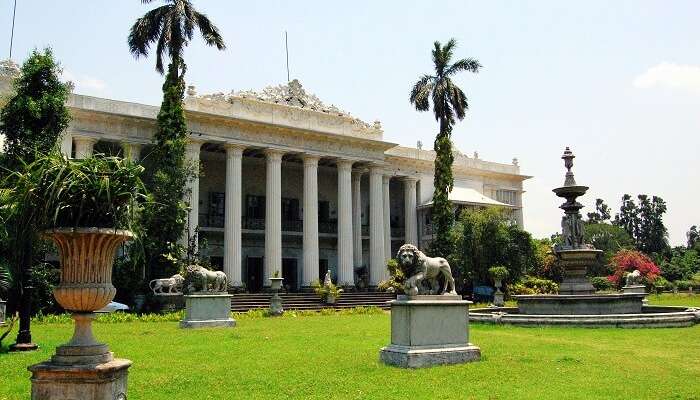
[{"xmin": 561, "ymin": 147, "xmax": 577, "ymax": 186}]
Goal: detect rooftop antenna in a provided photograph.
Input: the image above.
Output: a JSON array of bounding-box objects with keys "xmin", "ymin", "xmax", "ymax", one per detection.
[
  {"xmin": 285, "ymin": 31, "xmax": 290, "ymax": 82},
  {"xmin": 9, "ymin": 0, "xmax": 17, "ymax": 59}
]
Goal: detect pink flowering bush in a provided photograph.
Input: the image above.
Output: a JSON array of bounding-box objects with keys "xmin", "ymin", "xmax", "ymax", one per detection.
[{"xmin": 607, "ymin": 249, "xmax": 660, "ymax": 288}]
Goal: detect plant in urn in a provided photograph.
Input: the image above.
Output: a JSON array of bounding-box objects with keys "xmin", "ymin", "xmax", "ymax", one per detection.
[{"xmin": 12, "ymin": 154, "xmax": 146, "ymax": 399}]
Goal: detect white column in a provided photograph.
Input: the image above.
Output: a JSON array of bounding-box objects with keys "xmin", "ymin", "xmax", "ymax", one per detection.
[
  {"xmin": 403, "ymin": 177, "xmax": 418, "ymax": 245},
  {"xmin": 352, "ymin": 170, "xmax": 363, "ymax": 270},
  {"xmin": 264, "ymin": 149, "xmax": 284, "ymax": 286},
  {"xmin": 122, "ymin": 142, "xmax": 142, "ymax": 162},
  {"xmin": 73, "ymin": 136, "xmax": 97, "ymax": 159},
  {"xmin": 60, "ymin": 134, "xmax": 72, "ymax": 158},
  {"xmin": 369, "ymin": 167, "xmax": 385, "ymax": 286},
  {"xmin": 224, "ymin": 144, "xmax": 245, "ymax": 288},
  {"xmin": 184, "ymin": 139, "xmax": 203, "ymax": 250},
  {"xmin": 383, "ymin": 175, "xmax": 391, "ymax": 265},
  {"xmin": 302, "ymin": 155, "xmax": 320, "ymax": 288},
  {"xmin": 337, "ymin": 159, "xmax": 354, "ymax": 287}
]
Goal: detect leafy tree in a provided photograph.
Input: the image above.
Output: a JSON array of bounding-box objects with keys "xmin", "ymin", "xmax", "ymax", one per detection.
[
  {"xmin": 586, "ymin": 198, "xmax": 611, "ymax": 223},
  {"xmin": 529, "ymin": 238, "xmax": 563, "ymax": 282},
  {"xmin": 660, "ymin": 247, "xmax": 699, "ymax": 282},
  {"xmin": 583, "ymin": 221, "xmax": 634, "ymax": 274},
  {"xmin": 687, "ymin": 225, "xmax": 699, "ymax": 250},
  {"xmin": 613, "ymin": 194, "xmax": 669, "ymax": 256},
  {"xmin": 0, "ymin": 48, "xmax": 70, "ymax": 347},
  {"xmin": 451, "ymin": 207, "xmax": 534, "ymax": 289},
  {"xmin": 409, "ymin": 39, "xmax": 481, "ymax": 257},
  {"xmin": 128, "ymin": 0, "xmax": 225, "ymax": 279}
]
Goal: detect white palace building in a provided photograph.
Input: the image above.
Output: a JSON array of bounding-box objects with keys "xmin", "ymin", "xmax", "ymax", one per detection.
[{"xmin": 0, "ymin": 61, "xmax": 530, "ymax": 292}]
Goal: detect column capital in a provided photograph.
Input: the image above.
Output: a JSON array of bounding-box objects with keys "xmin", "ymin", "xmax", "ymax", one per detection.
[
  {"xmin": 302, "ymin": 154, "xmax": 321, "ymax": 165},
  {"xmin": 187, "ymin": 137, "xmax": 205, "ymax": 146},
  {"xmin": 73, "ymin": 136, "xmax": 98, "ymax": 145},
  {"xmin": 264, "ymin": 148, "xmax": 285, "ymax": 160},
  {"xmin": 352, "ymin": 169, "xmax": 365, "ymax": 181},
  {"xmin": 224, "ymin": 143, "xmax": 246, "ymax": 154},
  {"xmin": 336, "ymin": 159, "xmax": 354, "ymax": 170},
  {"xmin": 382, "ymin": 175, "xmax": 392, "ymax": 184},
  {"xmin": 400, "ymin": 175, "xmax": 419, "ymax": 183}
]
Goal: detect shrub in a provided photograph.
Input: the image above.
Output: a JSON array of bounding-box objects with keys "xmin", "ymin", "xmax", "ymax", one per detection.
[
  {"xmin": 589, "ymin": 276, "xmax": 615, "ymax": 292},
  {"xmin": 378, "ymin": 258, "xmax": 404, "ymax": 294},
  {"xmin": 674, "ymin": 280, "xmax": 697, "ymax": 291},
  {"xmin": 311, "ymin": 279, "xmax": 343, "ymax": 302},
  {"xmin": 607, "ymin": 249, "xmax": 660, "ymax": 288},
  {"xmin": 509, "ymin": 276, "xmax": 559, "ymax": 295},
  {"xmin": 28, "ymin": 262, "xmax": 61, "ymax": 315},
  {"xmin": 653, "ymin": 276, "xmax": 672, "ymax": 293},
  {"xmin": 488, "ymin": 266, "xmax": 510, "ymax": 282}
]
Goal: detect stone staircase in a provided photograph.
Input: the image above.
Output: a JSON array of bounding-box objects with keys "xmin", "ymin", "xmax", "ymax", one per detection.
[{"xmin": 230, "ymin": 292, "xmax": 396, "ymax": 312}]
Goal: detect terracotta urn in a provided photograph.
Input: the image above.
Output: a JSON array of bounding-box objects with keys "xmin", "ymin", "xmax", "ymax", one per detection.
[{"xmin": 43, "ymin": 227, "xmax": 133, "ymax": 365}]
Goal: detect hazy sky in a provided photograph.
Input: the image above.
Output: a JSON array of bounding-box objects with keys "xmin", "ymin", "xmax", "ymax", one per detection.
[{"xmin": 2, "ymin": 1, "xmax": 698, "ymax": 245}]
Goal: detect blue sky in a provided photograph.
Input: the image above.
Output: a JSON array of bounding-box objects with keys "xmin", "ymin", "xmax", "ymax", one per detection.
[{"xmin": 2, "ymin": 1, "xmax": 698, "ymax": 244}]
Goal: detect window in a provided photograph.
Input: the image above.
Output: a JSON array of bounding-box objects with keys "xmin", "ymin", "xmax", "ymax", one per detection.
[
  {"xmin": 282, "ymin": 198, "xmax": 300, "ymax": 221},
  {"xmin": 496, "ymin": 189, "xmax": 517, "ymax": 206},
  {"xmin": 246, "ymin": 195, "xmax": 265, "ymax": 219},
  {"xmin": 208, "ymin": 192, "xmax": 225, "ymax": 227},
  {"xmin": 318, "ymin": 201, "xmax": 330, "ymax": 222}
]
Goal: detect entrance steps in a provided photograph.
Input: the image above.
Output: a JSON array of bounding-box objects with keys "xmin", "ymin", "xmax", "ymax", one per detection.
[{"xmin": 230, "ymin": 292, "xmax": 396, "ymax": 312}]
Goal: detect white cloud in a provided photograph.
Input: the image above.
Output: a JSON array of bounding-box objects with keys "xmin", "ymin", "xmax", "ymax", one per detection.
[
  {"xmin": 633, "ymin": 62, "xmax": 700, "ymax": 91},
  {"xmin": 61, "ymin": 70, "xmax": 107, "ymax": 93}
]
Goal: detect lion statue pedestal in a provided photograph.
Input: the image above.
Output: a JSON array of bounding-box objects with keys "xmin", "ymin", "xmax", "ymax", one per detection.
[
  {"xmin": 380, "ymin": 244, "xmax": 481, "ymax": 368},
  {"xmin": 179, "ymin": 266, "xmax": 235, "ymax": 329}
]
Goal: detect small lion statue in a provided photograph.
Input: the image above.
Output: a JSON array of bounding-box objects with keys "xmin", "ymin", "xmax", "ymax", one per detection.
[
  {"xmin": 149, "ymin": 274, "xmax": 184, "ymax": 295},
  {"xmin": 625, "ymin": 269, "xmax": 642, "ymax": 286},
  {"xmin": 396, "ymin": 244, "xmax": 457, "ymax": 296},
  {"xmin": 183, "ymin": 265, "xmax": 228, "ymax": 293}
]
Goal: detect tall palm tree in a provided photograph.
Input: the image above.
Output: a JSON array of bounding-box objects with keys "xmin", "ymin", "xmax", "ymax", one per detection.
[
  {"xmin": 128, "ymin": 0, "xmax": 226, "ymax": 76},
  {"xmin": 410, "ymin": 39, "xmax": 481, "ymax": 256}
]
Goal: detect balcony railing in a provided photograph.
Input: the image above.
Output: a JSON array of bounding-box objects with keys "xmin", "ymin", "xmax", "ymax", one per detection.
[
  {"xmin": 319, "ymin": 221, "xmax": 338, "ymax": 234},
  {"xmin": 201, "ymin": 215, "xmax": 339, "ymax": 234},
  {"xmin": 282, "ymin": 220, "xmax": 302, "ymax": 232},
  {"xmin": 243, "ymin": 217, "xmax": 265, "ymax": 230},
  {"xmin": 199, "ymin": 213, "xmax": 224, "ymax": 228}
]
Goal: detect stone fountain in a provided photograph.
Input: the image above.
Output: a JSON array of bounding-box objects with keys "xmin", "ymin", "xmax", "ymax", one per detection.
[{"xmin": 469, "ymin": 148, "xmax": 700, "ymax": 327}]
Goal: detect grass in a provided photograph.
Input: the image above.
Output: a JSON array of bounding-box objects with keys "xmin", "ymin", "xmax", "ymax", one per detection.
[{"xmin": 1, "ymin": 296, "xmax": 699, "ymax": 400}]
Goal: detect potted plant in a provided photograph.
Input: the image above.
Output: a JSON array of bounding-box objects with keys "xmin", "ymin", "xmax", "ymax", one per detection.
[
  {"xmin": 312, "ymin": 279, "xmax": 344, "ymax": 305},
  {"xmin": 488, "ymin": 266, "xmax": 509, "ymax": 307},
  {"xmin": 269, "ymin": 270, "xmax": 283, "ymax": 291},
  {"xmin": 11, "ymin": 153, "xmax": 145, "ymax": 364}
]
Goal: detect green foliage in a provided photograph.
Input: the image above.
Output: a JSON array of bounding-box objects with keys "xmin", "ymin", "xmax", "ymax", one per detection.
[
  {"xmin": 510, "ymin": 276, "xmax": 559, "ymax": 295},
  {"xmin": 27, "ymin": 263, "xmax": 61, "ymax": 315},
  {"xmin": 311, "ymin": 280, "xmax": 344, "ymax": 302},
  {"xmin": 409, "ymin": 39, "xmax": 481, "ymax": 256},
  {"xmin": 660, "ymin": 248, "xmax": 699, "ymax": 282},
  {"xmin": 9, "ymin": 154, "xmax": 147, "ymax": 231},
  {"xmin": 128, "ymin": 0, "xmax": 226, "ymax": 75},
  {"xmin": 613, "ymin": 194, "xmax": 669, "ymax": 256},
  {"xmin": 451, "ymin": 207, "xmax": 535, "ymax": 286},
  {"xmin": 529, "ymin": 238, "xmax": 563, "ymax": 282},
  {"xmin": 586, "ymin": 198, "xmax": 612, "ymax": 223},
  {"xmin": 488, "ymin": 266, "xmax": 509, "ymax": 281},
  {"xmin": 0, "ymin": 48, "xmax": 70, "ymax": 169},
  {"xmin": 652, "ymin": 276, "xmax": 672, "ymax": 293},
  {"xmin": 673, "ymin": 280, "xmax": 699, "ymax": 291},
  {"xmin": 0, "ymin": 261, "xmax": 12, "ymax": 299},
  {"xmin": 687, "ymin": 225, "xmax": 699, "ymax": 250},
  {"xmin": 377, "ymin": 258, "xmax": 405, "ymax": 294},
  {"xmin": 589, "ymin": 276, "xmax": 615, "ymax": 292},
  {"xmin": 583, "ymin": 221, "xmax": 634, "ymax": 275},
  {"xmin": 141, "ymin": 62, "xmax": 193, "ymax": 280}
]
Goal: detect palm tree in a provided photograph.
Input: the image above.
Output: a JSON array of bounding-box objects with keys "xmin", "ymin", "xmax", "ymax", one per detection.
[
  {"xmin": 410, "ymin": 39, "xmax": 481, "ymax": 256},
  {"xmin": 128, "ymin": 0, "xmax": 226, "ymax": 76}
]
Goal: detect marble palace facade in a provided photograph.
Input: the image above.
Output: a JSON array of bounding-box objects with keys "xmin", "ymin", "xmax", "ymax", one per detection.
[{"xmin": 0, "ymin": 62, "xmax": 530, "ymax": 292}]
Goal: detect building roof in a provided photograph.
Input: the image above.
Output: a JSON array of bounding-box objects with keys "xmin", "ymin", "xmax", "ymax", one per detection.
[{"xmin": 419, "ymin": 186, "xmax": 514, "ymax": 208}]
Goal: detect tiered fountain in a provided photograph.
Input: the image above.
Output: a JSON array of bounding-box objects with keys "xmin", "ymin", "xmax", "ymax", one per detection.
[{"xmin": 470, "ymin": 148, "xmax": 700, "ymax": 327}]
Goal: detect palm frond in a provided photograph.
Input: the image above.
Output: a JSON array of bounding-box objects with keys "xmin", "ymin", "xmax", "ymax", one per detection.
[
  {"xmin": 409, "ymin": 74, "xmax": 435, "ymax": 112},
  {"xmin": 193, "ymin": 10, "xmax": 226, "ymax": 49},
  {"xmin": 446, "ymin": 79, "xmax": 468, "ymax": 120},
  {"xmin": 127, "ymin": 5, "xmax": 169, "ymax": 58},
  {"xmin": 446, "ymin": 57, "xmax": 482, "ymax": 76}
]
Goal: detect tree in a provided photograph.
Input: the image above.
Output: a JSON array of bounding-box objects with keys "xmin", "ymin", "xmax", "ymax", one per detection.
[
  {"xmin": 583, "ymin": 221, "xmax": 634, "ymax": 274},
  {"xmin": 409, "ymin": 39, "xmax": 481, "ymax": 257},
  {"xmin": 660, "ymin": 247, "xmax": 699, "ymax": 282},
  {"xmin": 586, "ymin": 198, "xmax": 611, "ymax": 223},
  {"xmin": 687, "ymin": 225, "xmax": 699, "ymax": 250},
  {"xmin": 451, "ymin": 207, "xmax": 535, "ymax": 289},
  {"xmin": 613, "ymin": 194, "xmax": 669, "ymax": 256},
  {"xmin": 128, "ymin": 0, "xmax": 225, "ymax": 78},
  {"xmin": 0, "ymin": 49, "xmax": 70, "ymax": 349},
  {"xmin": 128, "ymin": 0, "xmax": 225, "ymax": 280}
]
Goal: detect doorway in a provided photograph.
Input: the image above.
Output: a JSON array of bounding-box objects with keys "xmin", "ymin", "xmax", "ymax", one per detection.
[
  {"xmin": 246, "ymin": 257, "xmax": 263, "ymax": 293},
  {"xmin": 282, "ymin": 258, "xmax": 299, "ymax": 292},
  {"xmin": 319, "ymin": 259, "xmax": 329, "ymax": 284}
]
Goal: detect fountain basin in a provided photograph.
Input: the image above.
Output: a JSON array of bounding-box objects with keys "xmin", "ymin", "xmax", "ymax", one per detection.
[{"xmin": 514, "ymin": 293, "xmax": 645, "ymax": 315}]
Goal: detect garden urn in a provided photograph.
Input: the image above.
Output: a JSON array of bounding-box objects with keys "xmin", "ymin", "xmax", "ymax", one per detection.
[
  {"xmin": 269, "ymin": 277, "xmax": 283, "ymax": 291},
  {"xmin": 326, "ymin": 294, "xmax": 337, "ymax": 305},
  {"xmin": 44, "ymin": 227, "xmax": 133, "ymax": 365}
]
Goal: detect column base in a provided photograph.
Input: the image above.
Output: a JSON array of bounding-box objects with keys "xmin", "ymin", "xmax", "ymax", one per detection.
[
  {"xmin": 28, "ymin": 358, "xmax": 131, "ymax": 400},
  {"xmin": 380, "ymin": 344, "xmax": 481, "ymax": 368},
  {"xmin": 10, "ymin": 342, "xmax": 40, "ymax": 352}
]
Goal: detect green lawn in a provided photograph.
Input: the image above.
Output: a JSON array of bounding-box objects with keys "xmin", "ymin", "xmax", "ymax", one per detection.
[{"xmin": 2, "ymin": 299, "xmax": 700, "ymax": 400}]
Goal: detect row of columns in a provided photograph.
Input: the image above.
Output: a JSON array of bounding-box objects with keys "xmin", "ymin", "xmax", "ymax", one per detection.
[{"xmin": 64, "ymin": 135, "xmax": 419, "ymax": 290}]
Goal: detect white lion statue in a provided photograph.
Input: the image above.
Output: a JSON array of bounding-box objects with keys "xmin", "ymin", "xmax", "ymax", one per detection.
[
  {"xmin": 625, "ymin": 270, "xmax": 642, "ymax": 286},
  {"xmin": 396, "ymin": 244, "xmax": 457, "ymax": 296},
  {"xmin": 184, "ymin": 265, "xmax": 228, "ymax": 293},
  {"xmin": 149, "ymin": 274, "xmax": 184, "ymax": 295}
]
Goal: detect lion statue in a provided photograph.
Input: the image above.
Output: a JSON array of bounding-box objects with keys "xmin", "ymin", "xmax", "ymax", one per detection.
[
  {"xmin": 183, "ymin": 265, "xmax": 228, "ymax": 293},
  {"xmin": 625, "ymin": 269, "xmax": 642, "ymax": 286},
  {"xmin": 396, "ymin": 244, "xmax": 457, "ymax": 296},
  {"xmin": 149, "ymin": 274, "xmax": 184, "ymax": 295}
]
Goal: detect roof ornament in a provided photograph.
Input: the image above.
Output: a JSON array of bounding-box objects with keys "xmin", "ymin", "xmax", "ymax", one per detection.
[{"xmin": 0, "ymin": 59, "xmax": 20, "ymax": 79}]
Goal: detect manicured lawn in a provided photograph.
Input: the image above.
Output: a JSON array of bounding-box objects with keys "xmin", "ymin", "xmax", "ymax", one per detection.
[
  {"xmin": 2, "ymin": 302, "xmax": 700, "ymax": 400},
  {"xmin": 648, "ymin": 292, "xmax": 700, "ymax": 307}
]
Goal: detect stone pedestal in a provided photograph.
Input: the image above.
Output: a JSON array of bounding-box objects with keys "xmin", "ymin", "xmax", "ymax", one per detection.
[
  {"xmin": 180, "ymin": 293, "xmax": 235, "ymax": 328},
  {"xmin": 623, "ymin": 285, "xmax": 647, "ymax": 295},
  {"xmin": 270, "ymin": 292, "xmax": 284, "ymax": 315},
  {"xmin": 380, "ymin": 295, "xmax": 481, "ymax": 368},
  {"xmin": 556, "ymin": 249, "xmax": 601, "ymax": 295},
  {"xmin": 28, "ymin": 359, "xmax": 131, "ymax": 400}
]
